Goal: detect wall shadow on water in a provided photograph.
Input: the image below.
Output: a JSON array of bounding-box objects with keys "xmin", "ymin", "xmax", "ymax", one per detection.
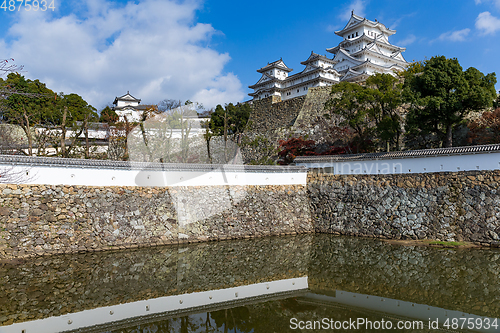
[{"xmin": 1, "ymin": 234, "xmax": 500, "ymax": 328}]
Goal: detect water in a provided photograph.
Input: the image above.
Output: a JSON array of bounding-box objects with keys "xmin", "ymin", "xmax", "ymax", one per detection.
[{"xmin": 1, "ymin": 234, "xmax": 499, "ymax": 332}]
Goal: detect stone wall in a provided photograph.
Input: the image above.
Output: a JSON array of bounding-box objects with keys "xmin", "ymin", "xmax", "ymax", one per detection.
[
  {"xmin": 290, "ymin": 86, "xmax": 342, "ymax": 142},
  {"xmin": 242, "ymin": 95, "xmax": 307, "ymax": 163},
  {"xmin": 5, "ymin": 167, "xmax": 500, "ymax": 260},
  {"xmin": 247, "ymin": 95, "xmax": 306, "ymax": 134},
  {"xmin": 308, "ymin": 170, "xmax": 500, "ymax": 245},
  {"xmin": 242, "ymin": 87, "xmax": 344, "ymax": 163},
  {"xmin": 0, "ymin": 183, "xmax": 312, "ymax": 260}
]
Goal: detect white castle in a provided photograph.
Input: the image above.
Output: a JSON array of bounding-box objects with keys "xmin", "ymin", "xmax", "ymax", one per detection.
[{"xmin": 249, "ymin": 12, "xmax": 408, "ymax": 101}]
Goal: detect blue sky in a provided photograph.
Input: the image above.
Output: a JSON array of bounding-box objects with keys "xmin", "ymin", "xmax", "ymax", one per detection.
[{"xmin": 0, "ymin": 0, "xmax": 499, "ymax": 110}]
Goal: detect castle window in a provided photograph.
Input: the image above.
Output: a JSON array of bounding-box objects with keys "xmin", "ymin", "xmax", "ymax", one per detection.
[{"xmin": 356, "ymin": 32, "xmax": 358, "ymax": 36}]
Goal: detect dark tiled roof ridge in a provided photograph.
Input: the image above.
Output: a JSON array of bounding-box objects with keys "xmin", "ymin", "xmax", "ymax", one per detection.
[
  {"xmin": 0, "ymin": 155, "xmax": 306, "ymax": 173},
  {"xmin": 294, "ymin": 144, "xmax": 500, "ymax": 162}
]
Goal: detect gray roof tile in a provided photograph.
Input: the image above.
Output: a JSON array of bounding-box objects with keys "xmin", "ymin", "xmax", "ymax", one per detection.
[{"xmin": 294, "ymin": 144, "xmax": 500, "ymax": 163}]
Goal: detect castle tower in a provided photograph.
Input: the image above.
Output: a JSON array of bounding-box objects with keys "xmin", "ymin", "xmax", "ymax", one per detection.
[
  {"xmin": 326, "ymin": 12, "xmax": 408, "ymax": 82},
  {"xmin": 248, "ymin": 59, "xmax": 292, "ymax": 101},
  {"xmin": 249, "ymin": 12, "xmax": 408, "ymax": 101}
]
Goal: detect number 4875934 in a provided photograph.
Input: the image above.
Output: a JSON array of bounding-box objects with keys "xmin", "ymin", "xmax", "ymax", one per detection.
[{"xmin": 1, "ymin": 0, "xmax": 55, "ymax": 11}]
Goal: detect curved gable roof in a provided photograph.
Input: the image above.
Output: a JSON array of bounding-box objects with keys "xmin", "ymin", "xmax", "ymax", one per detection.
[
  {"xmin": 335, "ymin": 13, "xmax": 396, "ymax": 37},
  {"xmin": 257, "ymin": 59, "xmax": 293, "ymax": 73},
  {"xmin": 114, "ymin": 91, "xmax": 141, "ymax": 105}
]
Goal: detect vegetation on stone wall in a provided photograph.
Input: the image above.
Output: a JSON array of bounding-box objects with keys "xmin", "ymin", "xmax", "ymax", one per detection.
[
  {"xmin": 276, "ymin": 136, "xmax": 360, "ymax": 165},
  {"xmin": 467, "ymin": 107, "xmax": 500, "ymax": 145},
  {"xmin": 240, "ymin": 134, "xmax": 277, "ymax": 165}
]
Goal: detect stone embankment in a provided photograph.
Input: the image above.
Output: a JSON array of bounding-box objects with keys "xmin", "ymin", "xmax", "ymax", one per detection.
[
  {"xmin": 3, "ymin": 168, "xmax": 500, "ymax": 260},
  {"xmin": 0, "ymin": 184, "xmax": 312, "ymax": 260},
  {"xmin": 308, "ymin": 171, "xmax": 500, "ymax": 245}
]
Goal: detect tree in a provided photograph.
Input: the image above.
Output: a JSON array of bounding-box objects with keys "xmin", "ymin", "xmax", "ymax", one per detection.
[
  {"xmin": 277, "ymin": 137, "xmax": 317, "ymax": 165},
  {"xmin": 127, "ymin": 102, "xmax": 202, "ymax": 163},
  {"xmin": 0, "ymin": 58, "xmax": 23, "ymax": 77},
  {"xmin": 99, "ymin": 106, "xmax": 118, "ymax": 124},
  {"xmin": 158, "ymin": 99, "xmax": 182, "ymax": 113},
  {"xmin": 364, "ymin": 73, "xmax": 404, "ymax": 151},
  {"xmin": 209, "ymin": 103, "xmax": 251, "ymax": 162},
  {"xmin": 209, "ymin": 103, "xmax": 251, "ymax": 138},
  {"xmin": 324, "ymin": 81, "xmax": 373, "ymax": 153},
  {"xmin": 43, "ymin": 92, "xmax": 98, "ymax": 158},
  {"xmin": 200, "ymin": 109, "xmax": 214, "ymax": 163},
  {"xmin": 0, "ymin": 73, "xmax": 55, "ymax": 155},
  {"xmin": 404, "ymin": 56, "xmax": 497, "ymax": 147}
]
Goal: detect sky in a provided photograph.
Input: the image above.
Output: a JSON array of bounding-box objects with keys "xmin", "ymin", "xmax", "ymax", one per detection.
[{"xmin": 0, "ymin": 0, "xmax": 499, "ymax": 111}]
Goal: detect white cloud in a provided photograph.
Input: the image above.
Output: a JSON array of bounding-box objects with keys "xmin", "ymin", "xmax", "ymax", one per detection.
[
  {"xmin": 436, "ymin": 28, "xmax": 471, "ymax": 42},
  {"xmin": 398, "ymin": 34, "xmax": 417, "ymax": 46},
  {"xmin": 339, "ymin": 0, "xmax": 367, "ymax": 21},
  {"xmin": 326, "ymin": 24, "xmax": 340, "ymax": 32},
  {"xmin": 476, "ymin": 11, "xmax": 500, "ymax": 34},
  {"xmin": 475, "ymin": 0, "xmax": 500, "ymax": 10},
  {"xmin": 1, "ymin": 0, "xmax": 244, "ymax": 110},
  {"xmin": 389, "ymin": 12, "xmax": 417, "ymax": 30},
  {"xmin": 191, "ymin": 73, "xmax": 243, "ymax": 109}
]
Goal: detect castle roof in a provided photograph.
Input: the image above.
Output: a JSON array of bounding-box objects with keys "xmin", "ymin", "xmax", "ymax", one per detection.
[
  {"xmin": 327, "ymin": 33, "xmax": 405, "ymax": 55},
  {"xmin": 351, "ymin": 46, "xmax": 408, "ymax": 66},
  {"xmin": 335, "ymin": 12, "xmax": 396, "ymax": 37},
  {"xmin": 300, "ymin": 51, "xmax": 336, "ymax": 65},
  {"xmin": 113, "ymin": 91, "xmax": 141, "ymax": 105},
  {"xmin": 257, "ymin": 59, "xmax": 293, "ymax": 73},
  {"xmin": 113, "ymin": 104, "xmax": 155, "ymax": 111},
  {"xmin": 331, "ymin": 48, "xmax": 364, "ymax": 65},
  {"xmin": 248, "ymin": 73, "xmax": 277, "ymax": 89}
]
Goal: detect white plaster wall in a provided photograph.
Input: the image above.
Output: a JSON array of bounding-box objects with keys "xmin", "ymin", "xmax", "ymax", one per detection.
[
  {"xmin": 116, "ymin": 100, "xmax": 139, "ymax": 108},
  {"xmin": 2, "ymin": 164, "xmax": 307, "ymax": 187},
  {"xmin": 295, "ymin": 152, "xmax": 500, "ymax": 175}
]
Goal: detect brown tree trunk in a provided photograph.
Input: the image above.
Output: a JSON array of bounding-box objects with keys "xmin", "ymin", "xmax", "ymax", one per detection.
[
  {"xmin": 60, "ymin": 106, "xmax": 68, "ymax": 157},
  {"xmin": 444, "ymin": 125, "xmax": 453, "ymax": 148},
  {"xmin": 123, "ymin": 116, "xmax": 130, "ymax": 160},
  {"xmin": 21, "ymin": 105, "xmax": 33, "ymax": 156},
  {"xmin": 206, "ymin": 137, "xmax": 211, "ymax": 164},
  {"xmin": 84, "ymin": 117, "xmax": 89, "ymax": 159},
  {"xmin": 224, "ymin": 110, "xmax": 228, "ymax": 163},
  {"xmin": 139, "ymin": 121, "xmax": 152, "ymax": 161}
]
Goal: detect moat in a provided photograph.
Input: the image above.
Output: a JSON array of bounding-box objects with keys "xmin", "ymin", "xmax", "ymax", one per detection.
[{"xmin": 1, "ymin": 234, "xmax": 500, "ymax": 332}]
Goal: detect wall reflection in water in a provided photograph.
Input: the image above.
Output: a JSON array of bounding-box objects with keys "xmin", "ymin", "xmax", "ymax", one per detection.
[{"xmin": 1, "ymin": 234, "xmax": 500, "ymax": 332}]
